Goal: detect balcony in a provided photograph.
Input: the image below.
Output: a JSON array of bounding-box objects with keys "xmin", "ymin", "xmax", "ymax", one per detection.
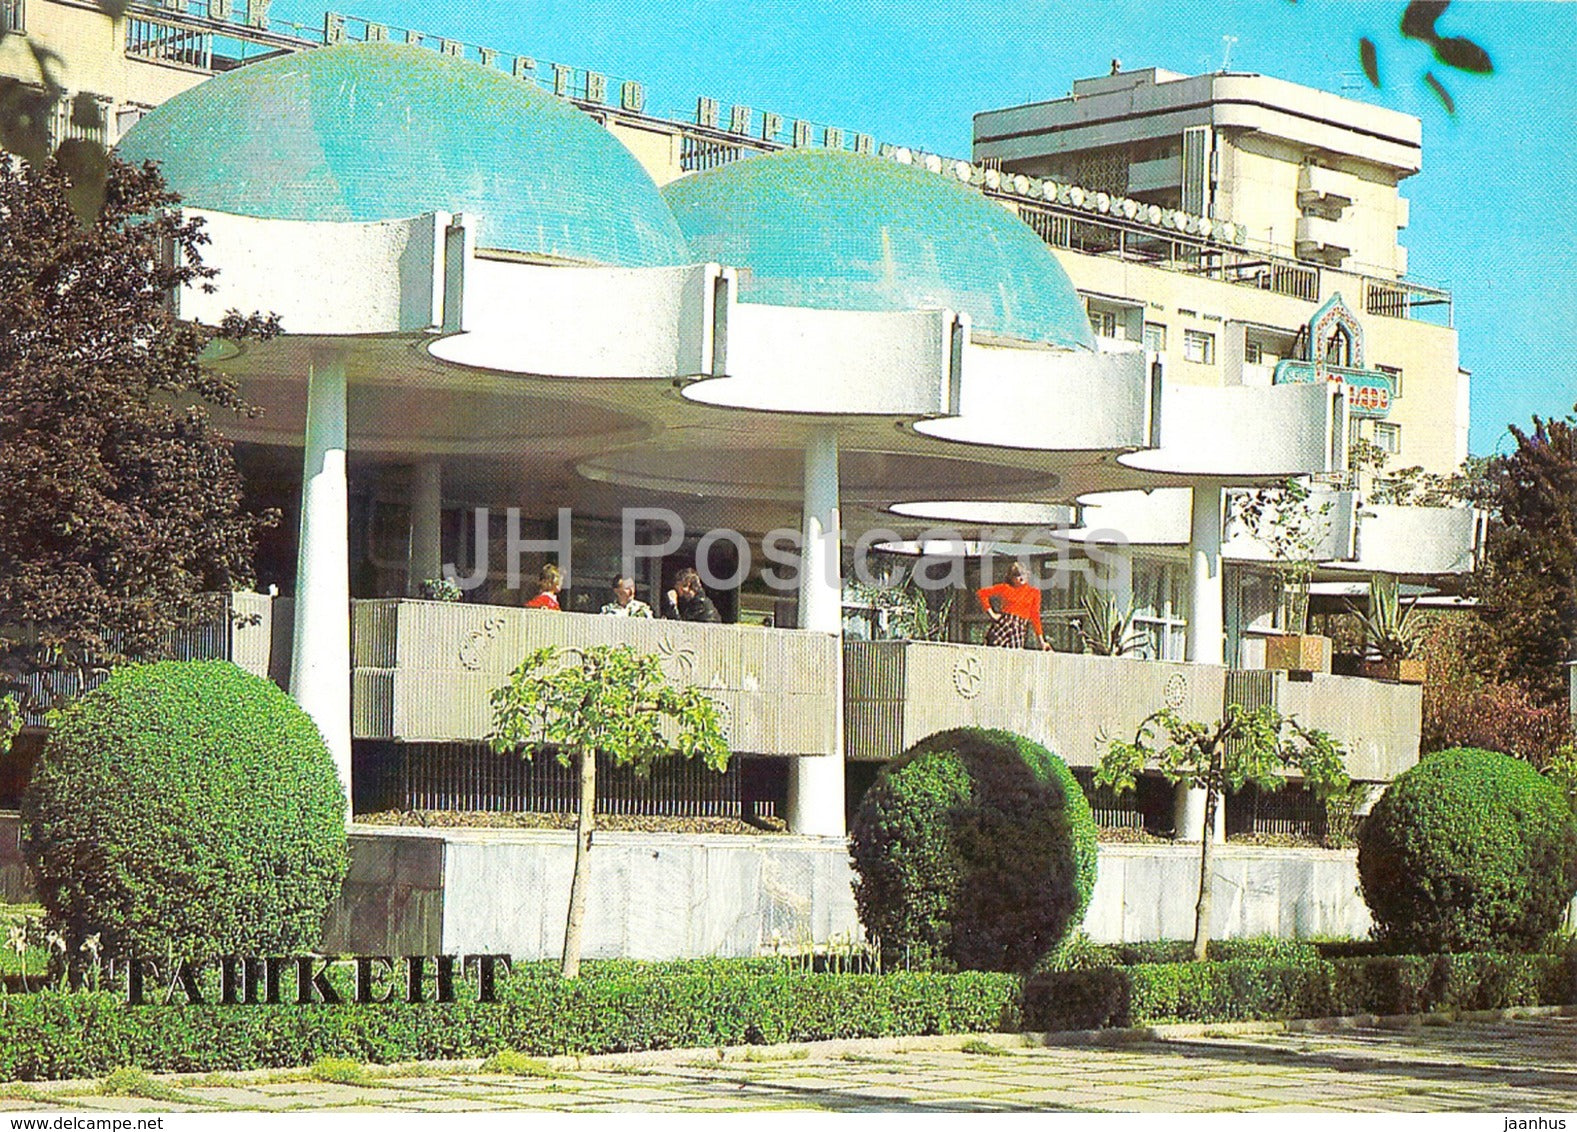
[
  {"xmin": 1295, "ymin": 214, "xmax": 1351, "ymax": 264},
  {"xmin": 844, "ymin": 640, "xmax": 1420, "ymax": 781},
  {"xmin": 1297, "ymin": 164, "xmax": 1356, "ymax": 212},
  {"xmin": 350, "ymin": 600, "xmax": 839, "ymax": 756}
]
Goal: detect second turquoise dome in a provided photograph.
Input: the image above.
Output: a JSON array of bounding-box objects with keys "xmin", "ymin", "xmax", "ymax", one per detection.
[
  {"xmin": 117, "ymin": 43, "xmax": 689, "ymax": 268},
  {"xmin": 664, "ymin": 150, "xmax": 1094, "ymax": 348}
]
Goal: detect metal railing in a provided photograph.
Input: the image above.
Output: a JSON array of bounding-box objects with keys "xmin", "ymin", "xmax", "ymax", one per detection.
[
  {"xmin": 1010, "ymin": 198, "xmax": 1323, "ymax": 303},
  {"xmin": 1227, "ymin": 782, "xmax": 1328, "ymax": 839},
  {"xmin": 125, "ymin": 14, "xmax": 213, "ymax": 69},
  {"xmin": 378, "ymin": 742, "xmax": 745, "ymax": 817}
]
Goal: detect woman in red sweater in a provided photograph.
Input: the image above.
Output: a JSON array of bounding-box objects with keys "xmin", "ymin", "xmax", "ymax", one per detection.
[
  {"xmin": 524, "ymin": 563, "xmax": 563, "ymax": 610},
  {"xmin": 977, "ymin": 561, "xmax": 1049, "ymax": 650}
]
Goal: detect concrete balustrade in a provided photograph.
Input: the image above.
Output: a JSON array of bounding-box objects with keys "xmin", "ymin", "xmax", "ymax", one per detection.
[
  {"xmin": 350, "ymin": 599, "xmax": 840, "ymax": 756},
  {"xmin": 843, "ymin": 638, "xmax": 1420, "ymax": 780}
]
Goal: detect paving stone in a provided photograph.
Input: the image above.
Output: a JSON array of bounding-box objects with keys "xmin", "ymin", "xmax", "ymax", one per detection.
[
  {"xmin": 384, "ymin": 1097, "xmax": 523, "ymax": 1111},
  {"xmin": 181, "ymin": 1087, "xmax": 293, "ymax": 1107}
]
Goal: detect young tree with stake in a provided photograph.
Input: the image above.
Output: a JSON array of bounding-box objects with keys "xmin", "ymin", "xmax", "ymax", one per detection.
[
  {"xmin": 489, "ymin": 644, "xmax": 729, "ymax": 978},
  {"xmin": 1096, "ymin": 703, "xmax": 1349, "ymax": 961}
]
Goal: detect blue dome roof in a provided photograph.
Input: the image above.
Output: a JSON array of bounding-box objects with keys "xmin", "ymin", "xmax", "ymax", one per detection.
[
  {"xmin": 664, "ymin": 150, "xmax": 1094, "ymax": 348},
  {"xmin": 117, "ymin": 43, "xmax": 689, "ymax": 267}
]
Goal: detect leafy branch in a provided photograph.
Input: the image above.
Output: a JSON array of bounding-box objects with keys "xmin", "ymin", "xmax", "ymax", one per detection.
[{"xmin": 1350, "ymin": 0, "xmax": 1494, "ymax": 115}]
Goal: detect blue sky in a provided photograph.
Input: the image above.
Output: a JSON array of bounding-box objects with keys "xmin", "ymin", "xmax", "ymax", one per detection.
[{"xmin": 270, "ymin": 0, "xmax": 1577, "ymax": 456}]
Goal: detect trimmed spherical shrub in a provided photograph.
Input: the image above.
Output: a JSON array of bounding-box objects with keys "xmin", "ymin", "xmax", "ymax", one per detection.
[
  {"xmin": 22, "ymin": 660, "xmax": 349, "ymax": 959},
  {"xmin": 1358, "ymin": 747, "xmax": 1577, "ymax": 954},
  {"xmin": 849, "ymin": 727, "xmax": 1098, "ymax": 973}
]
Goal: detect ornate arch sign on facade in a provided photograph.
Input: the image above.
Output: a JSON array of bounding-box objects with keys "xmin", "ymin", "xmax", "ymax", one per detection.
[{"xmin": 1272, "ymin": 292, "xmax": 1393, "ymax": 418}]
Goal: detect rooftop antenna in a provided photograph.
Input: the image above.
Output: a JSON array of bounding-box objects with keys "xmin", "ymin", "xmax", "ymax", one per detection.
[{"xmin": 1219, "ymin": 35, "xmax": 1237, "ymax": 73}]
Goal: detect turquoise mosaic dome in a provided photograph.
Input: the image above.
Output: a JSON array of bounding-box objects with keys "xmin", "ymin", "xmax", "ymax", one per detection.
[
  {"xmin": 664, "ymin": 149, "xmax": 1094, "ymax": 348},
  {"xmin": 117, "ymin": 43, "xmax": 689, "ymax": 267}
]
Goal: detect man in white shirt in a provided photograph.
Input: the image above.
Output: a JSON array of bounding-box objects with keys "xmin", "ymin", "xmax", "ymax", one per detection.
[{"xmin": 600, "ymin": 576, "xmax": 654, "ymax": 618}]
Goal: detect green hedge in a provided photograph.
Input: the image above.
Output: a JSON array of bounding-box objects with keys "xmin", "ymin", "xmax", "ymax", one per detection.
[
  {"xmin": 850, "ymin": 728, "xmax": 1098, "ymax": 973},
  {"xmin": 1, "ymin": 951, "xmax": 1575, "ymax": 1079},
  {"xmin": 0, "ymin": 967, "xmax": 1021, "ymax": 1080},
  {"xmin": 1023, "ymin": 951, "xmax": 1577, "ymax": 1030},
  {"xmin": 22, "ymin": 661, "xmax": 348, "ymax": 960}
]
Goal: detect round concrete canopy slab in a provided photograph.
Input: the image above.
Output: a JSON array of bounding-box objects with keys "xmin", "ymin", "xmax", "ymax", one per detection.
[
  {"xmin": 117, "ymin": 42, "xmax": 689, "ymax": 267},
  {"xmin": 887, "ymin": 500, "xmax": 1080, "ymax": 528},
  {"xmin": 664, "ymin": 148, "xmax": 1095, "ymax": 349},
  {"xmin": 577, "ymin": 428, "xmax": 1066, "ymax": 504}
]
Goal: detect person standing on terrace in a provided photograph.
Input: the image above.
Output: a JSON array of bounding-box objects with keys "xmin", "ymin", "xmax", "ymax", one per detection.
[
  {"xmin": 978, "ymin": 561, "xmax": 1049, "ymax": 650},
  {"xmin": 524, "ymin": 563, "xmax": 563, "ymax": 610}
]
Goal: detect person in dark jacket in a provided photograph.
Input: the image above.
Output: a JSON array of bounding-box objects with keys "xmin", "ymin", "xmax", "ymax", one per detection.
[{"xmin": 663, "ymin": 567, "xmax": 722, "ymax": 623}]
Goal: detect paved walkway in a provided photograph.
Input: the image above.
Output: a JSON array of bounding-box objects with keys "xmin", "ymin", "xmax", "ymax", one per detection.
[{"xmin": 3, "ymin": 1013, "xmax": 1576, "ymax": 1113}]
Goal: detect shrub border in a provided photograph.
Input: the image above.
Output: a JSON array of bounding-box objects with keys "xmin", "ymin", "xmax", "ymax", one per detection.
[{"xmin": 0, "ymin": 951, "xmax": 1572, "ymax": 1080}]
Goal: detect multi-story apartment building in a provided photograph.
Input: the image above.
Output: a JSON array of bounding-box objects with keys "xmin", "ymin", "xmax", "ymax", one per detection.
[{"xmin": 973, "ymin": 65, "xmax": 1466, "ymax": 477}]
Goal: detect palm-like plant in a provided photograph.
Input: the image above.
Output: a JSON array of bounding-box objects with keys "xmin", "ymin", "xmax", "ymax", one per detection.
[
  {"xmin": 1077, "ymin": 590, "xmax": 1148, "ymax": 657},
  {"xmin": 1347, "ymin": 574, "xmax": 1424, "ymax": 661}
]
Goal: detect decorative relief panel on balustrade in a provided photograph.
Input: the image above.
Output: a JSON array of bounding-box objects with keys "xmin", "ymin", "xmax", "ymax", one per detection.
[
  {"xmin": 843, "ymin": 641, "xmax": 1226, "ymax": 767},
  {"xmin": 844, "ymin": 641, "xmax": 1421, "ymax": 780},
  {"xmin": 351, "ymin": 600, "xmax": 838, "ymax": 756}
]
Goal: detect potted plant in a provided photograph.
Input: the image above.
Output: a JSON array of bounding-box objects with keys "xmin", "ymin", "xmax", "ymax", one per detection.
[
  {"xmin": 1076, "ymin": 589, "xmax": 1148, "ymax": 657},
  {"xmin": 1231, "ymin": 479, "xmax": 1334, "ymax": 674},
  {"xmin": 1348, "ymin": 573, "xmax": 1427, "ymax": 683}
]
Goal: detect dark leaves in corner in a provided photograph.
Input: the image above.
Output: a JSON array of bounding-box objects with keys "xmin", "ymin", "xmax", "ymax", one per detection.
[
  {"xmin": 1424, "ymin": 71, "xmax": 1456, "ymax": 114},
  {"xmin": 1433, "ymin": 36, "xmax": 1493, "ymax": 75},
  {"xmin": 1400, "ymin": 0, "xmax": 1448, "ymax": 42},
  {"xmin": 1360, "ymin": 38, "xmax": 1381, "ymax": 88}
]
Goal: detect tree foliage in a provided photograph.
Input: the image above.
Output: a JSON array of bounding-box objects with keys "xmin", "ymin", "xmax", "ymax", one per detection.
[
  {"xmin": 1474, "ymin": 405, "xmax": 1577, "ymax": 709},
  {"xmin": 1098, "ymin": 703, "xmax": 1349, "ymax": 960},
  {"xmin": 0, "ymin": 157, "xmax": 278, "ymax": 712},
  {"xmin": 1343, "ymin": 0, "xmax": 1495, "ymax": 115},
  {"xmin": 1229, "ymin": 479, "xmax": 1332, "ymax": 635},
  {"xmin": 489, "ymin": 645, "xmax": 729, "ymax": 775}
]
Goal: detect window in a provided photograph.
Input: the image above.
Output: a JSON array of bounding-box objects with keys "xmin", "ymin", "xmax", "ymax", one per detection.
[
  {"xmin": 1183, "ymin": 329, "xmax": 1216, "ymax": 365},
  {"xmin": 1377, "ymin": 363, "xmax": 1403, "ymax": 398},
  {"xmin": 1323, "ymin": 325, "xmax": 1354, "ymax": 367},
  {"xmin": 1131, "ymin": 557, "xmax": 1188, "ymax": 661},
  {"xmin": 1143, "ymin": 322, "xmax": 1167, "ymax": 353},
  {"xmin": 1374, "ymin": 422, "xmax": 1401, "ymax": 455},
  {"xmin": 1, "ymin": 0, "xmax": 23, "ymax": 34},
  {"xmin": 1088, "ymin": 308, "xmax": 1117, "ymax": 339},
  {"xmin": 1244, "ymin": 341, "xmax": 1263, "ymax": 365}
]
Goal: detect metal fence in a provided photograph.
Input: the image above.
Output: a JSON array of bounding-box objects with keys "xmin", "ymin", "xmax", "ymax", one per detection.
[
  {"xmin": 125, "ymin": 14, "xmax": 213, "ymax": 69},
  {"xmin": 374, "ymin": 742, "xmax": 747, "ymax": 818},
  {"xmin": 1226, "ymin": 782, "xmax": 1328, "ymax": 839},
  {"xmin": 10, "ymin": 600, "xmax": 235, "ymax": 727}
]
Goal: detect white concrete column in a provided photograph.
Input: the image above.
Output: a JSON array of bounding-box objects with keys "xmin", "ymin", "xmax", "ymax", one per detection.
[
  {"xmin": 787, "ymin": 425, "xmax": 845, "ymax": 838},
  {"xmin": 1180, "ymin": 483, "xmax": 1227, "ymax": 844},
  {"xmin": 1174, "ymin": 782, "xmax": 1226, "ymax": 843},
  {"xmin": 290, "ymin": 350, "xmax": 353, "ymax": 810},
  {"xmin": 407, "ymin": 459, "xmax": 443, "ymax": 596},
  {"xmin": 1187, "ymin": 483, "xmax": 1225, "ymax": 666}
]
